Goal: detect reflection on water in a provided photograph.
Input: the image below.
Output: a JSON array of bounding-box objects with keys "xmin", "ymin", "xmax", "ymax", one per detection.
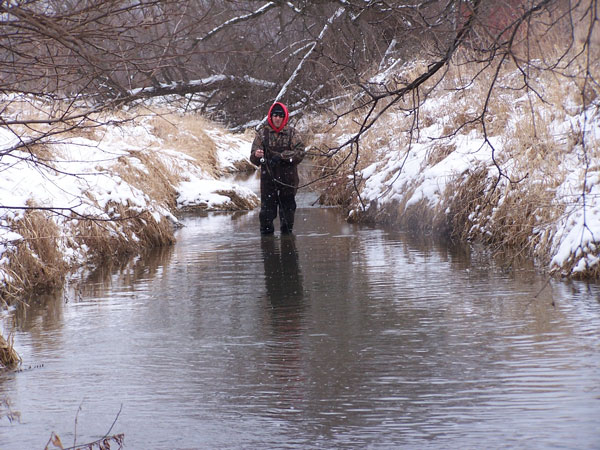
[
  {"xmin": 261, "ymin": 234, "xmax": 306, "ymax": 416},
  {"xmin": 262, "ymin": 234, "xmax": 304, "ymax": 303},
  {"xmin": 1, "ymin": 196, "xmax": 600, "ymax": 449}
]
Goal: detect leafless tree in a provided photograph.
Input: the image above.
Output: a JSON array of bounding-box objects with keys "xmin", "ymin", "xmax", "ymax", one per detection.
[
  {"xmin": 0, "ymin": 1, "xmax": 466, "ymax": 123},
  {"xmin": 1, "ymin": 1, "xmax": 596, "ymax": 187}
]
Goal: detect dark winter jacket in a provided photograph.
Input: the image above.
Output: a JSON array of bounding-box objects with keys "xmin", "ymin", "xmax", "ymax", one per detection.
[{"xmin": 250, "ymin": 104, "xmax": 305, "ymax": 189}]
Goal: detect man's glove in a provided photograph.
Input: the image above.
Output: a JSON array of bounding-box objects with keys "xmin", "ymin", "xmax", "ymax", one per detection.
[{"xmin": 270, "ymin": 153, "xmax": 281, "ymax": 165}]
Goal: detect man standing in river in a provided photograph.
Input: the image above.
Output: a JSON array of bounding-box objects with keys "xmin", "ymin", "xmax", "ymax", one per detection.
[{"xmin": 250, "ymin": 102, "xmax": 305, "ymax": 235}]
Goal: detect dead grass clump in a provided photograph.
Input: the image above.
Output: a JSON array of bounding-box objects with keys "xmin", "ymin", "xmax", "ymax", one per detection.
[
  {"xmin": 149, "ymin": 111, "xmax": 219, "ymax": 177},
  {"xmin": 320, "ymin": 173, "xmax": 356, "ymax": 208},
  {"xmin": 0, "ymin": 332, "xmax": 21, "ymax": 370},
  {"xmin": 440, "ymin": 110, "xmax": 479, "ymax": 137},
  {"xmin": 426, "ymin": 143, "xmax": 456, "ymax": 166},
  {"xmin": 130, "ymin": 211, "xmax": 175, "ymax": 249},
  {"xmin": 0, "ymin": 267, "xmax": 23, "ymax": 307},
  {"xmin": 309, "ymin": 133, "xmax": 361, "ymax": 208},
  {"xmin": 485, "ymin": 188, "xmax": 543, "ymax": 251},
  {"xmin": 556, "ymin": 250, "xmax": 600, "ymax": 280},
  {"xmin": 443, "ymin": 165, "xmax": 563, "ymax": 265},
  {"xmin": 21, "ymin": 143, "xmax": 56, "ymax": 163},
  {"xmin": 398, "ymin": 198, "xmax": 437, "ymax": 232},
  {"xmin": 114, "ymin": 150, "xmax": 180, "ymax": 212},
  {"xmin": 308, "ymin": 105, "xmax": 393, "ymax": 209},
  {"xmin": 442, "ymin": 166, "xmax": 496, "ymax": 240},
  {"xmin": 314, "ymin": 151, "xmax": 355, "ymax": 207},
  {"xmin": 74, "ymin": 205, "xmax": 174, "ymax": 263},
  {"xmin": 213, "ymin": 188, "xmax": 259, "ymax": 211},
  {"xmin": 6, "ymin": 209, "xmax": 69, "ymax": 294},
  {"xmin": 312, "ymin": 140, "xmax": 373, "ymax": 209}
]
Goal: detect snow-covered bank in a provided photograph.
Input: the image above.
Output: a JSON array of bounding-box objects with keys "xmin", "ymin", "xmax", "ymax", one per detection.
[
  {"xmin": 0, "ymin": 103, "xmax": 258, "ymax": 304},
  {"xmin": 311, "ymin": 60, "xmax": 600, "ymax": 279}
]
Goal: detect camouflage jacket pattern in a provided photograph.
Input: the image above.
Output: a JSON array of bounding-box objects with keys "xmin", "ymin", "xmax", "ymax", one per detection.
[{"xmin": 250, "ymin": 125, "xmax": 305, "ymax": 167}]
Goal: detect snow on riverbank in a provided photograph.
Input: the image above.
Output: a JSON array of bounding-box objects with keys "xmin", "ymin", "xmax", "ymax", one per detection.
[
  {"xmin": 339, "ymin": 75, "xmax": 600, "ymax": 278},
  {"xmin": 0, "ymin": 107, "xmax": 258, "ymax": 295}
]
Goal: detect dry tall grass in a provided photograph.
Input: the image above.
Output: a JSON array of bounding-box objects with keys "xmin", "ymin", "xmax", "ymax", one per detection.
[
  {"xmin": 0, "ymin": 332, "xmax": 21, "ymax": 369},
  {"xmin": 148, "ymin": 111, "xmax": 220, "ymax": 178},
  {"xmin": 1, "ymin": 209, "xmax": 69, "ymax": 306}
]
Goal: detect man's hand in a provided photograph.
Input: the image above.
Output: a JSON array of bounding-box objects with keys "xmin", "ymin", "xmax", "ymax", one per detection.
[{"xmin": 255, "ymin": 149, "xmax": 264, "ymax": 159}]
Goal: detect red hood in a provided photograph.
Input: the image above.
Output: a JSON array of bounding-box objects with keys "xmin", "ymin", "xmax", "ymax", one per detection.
[{"xmin": 267, "ymin": 102, "xmax": 289, "ymax": 133}]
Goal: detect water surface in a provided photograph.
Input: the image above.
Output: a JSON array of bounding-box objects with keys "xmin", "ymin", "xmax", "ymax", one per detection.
[{"xmin": 1, "ymin": 189, "xmax": 600, "ymax": 449}]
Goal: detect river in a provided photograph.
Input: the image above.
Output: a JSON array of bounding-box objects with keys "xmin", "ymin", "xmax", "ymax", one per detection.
[{"xmin": 1, "ymin": 175, "xmax": 600, "ymax": 449}]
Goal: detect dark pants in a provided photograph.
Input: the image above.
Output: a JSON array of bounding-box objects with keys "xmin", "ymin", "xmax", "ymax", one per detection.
[{"xmin": 260, "ymin": 167, "xmax": 297, "ymax": 234}]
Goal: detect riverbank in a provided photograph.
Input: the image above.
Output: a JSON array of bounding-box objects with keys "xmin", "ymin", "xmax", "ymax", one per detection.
[
  {"xmin": 0, "ymin": 101, "xmax": 258, "ymax": 314},
  {"xmin": 308, "ymin": 49, "xmax": 600, "ymax": 279}
]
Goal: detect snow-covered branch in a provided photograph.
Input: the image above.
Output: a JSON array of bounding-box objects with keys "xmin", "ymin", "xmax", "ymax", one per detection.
[
  {"xmin": 195, "ymin": 2, "xmax": 279, "ymax": 44},
  {"xmin": 129, "ymin": 74, "xmax": 277, "ymax": 99}
]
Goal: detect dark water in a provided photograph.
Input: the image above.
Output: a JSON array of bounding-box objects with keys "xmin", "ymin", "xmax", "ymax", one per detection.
[{"xmin": 1, "ymin": 187, "xmax": 600, "ymax": 449}]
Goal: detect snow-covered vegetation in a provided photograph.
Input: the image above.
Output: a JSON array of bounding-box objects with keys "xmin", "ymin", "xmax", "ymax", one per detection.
[
  {"xmin": 310, "ymin": 50, "xmax": 600, "ymax": 279},
  {"xmin": 0, "ymin": 100, "xmax": 258, "ymax": 306}
]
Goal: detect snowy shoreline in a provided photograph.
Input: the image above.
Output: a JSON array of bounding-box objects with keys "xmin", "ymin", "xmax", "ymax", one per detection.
[
  {"xmin": 0, "ymin": 108, "xmax": 258, "ymax": 304},
  {"xmin": 311, "ymin": 87, "xmax": 600, "ymax": 280}
]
